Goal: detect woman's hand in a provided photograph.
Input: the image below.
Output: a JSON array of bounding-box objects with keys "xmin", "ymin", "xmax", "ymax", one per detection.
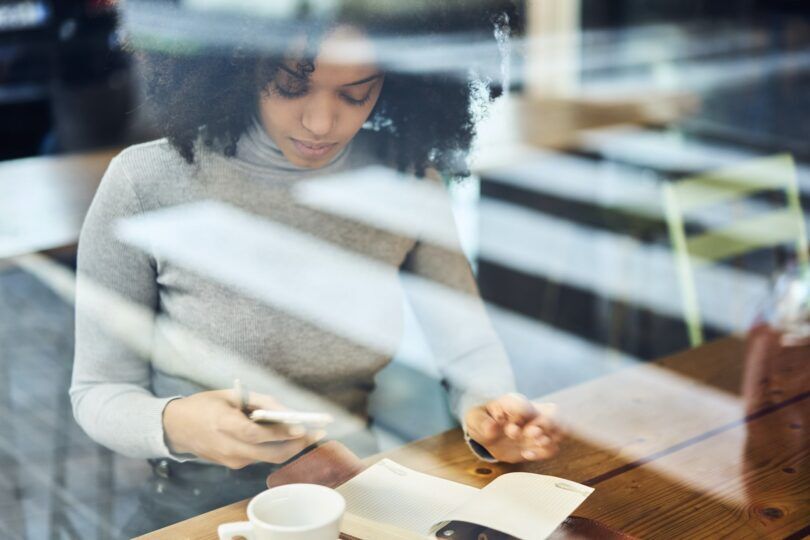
[
  {"xmin": 162, "ymin": 389, "xmax": 324, "ymax": 469},
  {"xmin": 464, "ymin": 393, "xmax": 564, "ymax": 463}
]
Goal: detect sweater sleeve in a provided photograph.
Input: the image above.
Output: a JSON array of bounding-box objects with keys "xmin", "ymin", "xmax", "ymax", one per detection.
[
  {"xmin": 70, "ymin": 154, "xmax": 184, "ymax": 460},
  {"xmin": 399, "ymin": 179, "xmax": 516, "ymax": 427}
]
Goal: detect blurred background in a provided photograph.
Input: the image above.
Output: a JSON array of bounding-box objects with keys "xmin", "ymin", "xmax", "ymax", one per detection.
[{"xmin": 0, "ymin": 0, "xmax": 808, "ymax": 538}]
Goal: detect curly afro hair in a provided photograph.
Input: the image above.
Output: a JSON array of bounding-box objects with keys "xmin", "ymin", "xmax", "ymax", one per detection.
[{"xmin": 133, "ymin": 2, "xmax": 519, "ymax": 177}]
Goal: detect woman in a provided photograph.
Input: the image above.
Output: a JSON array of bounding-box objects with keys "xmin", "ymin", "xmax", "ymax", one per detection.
[{"xmin": 71, "ymin": 3, "xmax": 561, "ymax": 533}]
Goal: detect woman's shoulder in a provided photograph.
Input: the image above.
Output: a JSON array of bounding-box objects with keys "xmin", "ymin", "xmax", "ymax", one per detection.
[
  {"xmin": 113, "ymin": 138, "xmax": 195, "ymax": 180},
  {"xmin": 101, "ymin": 138, "xmax": 199, "ymax": 207}
]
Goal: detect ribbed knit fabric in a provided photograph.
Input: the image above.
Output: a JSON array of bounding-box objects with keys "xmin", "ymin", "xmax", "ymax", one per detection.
[{"xmin": 70, "ymin": 120, "xmax": 515, "ymax": 460}]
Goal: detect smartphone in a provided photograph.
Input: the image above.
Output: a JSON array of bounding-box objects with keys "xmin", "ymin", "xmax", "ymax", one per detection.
[
  {"xmin": 248, "ymin": 410, "xmax": 333, "ymax": 427},
  {"xmin": 434, "ymin": 522, "xmax": 519, "ymax": 540}
]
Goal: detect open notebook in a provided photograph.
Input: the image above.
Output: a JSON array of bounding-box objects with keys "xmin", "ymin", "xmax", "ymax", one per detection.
[{"xmin": 336, "ymin": 459, "xmax": 594, "ymax": 540}]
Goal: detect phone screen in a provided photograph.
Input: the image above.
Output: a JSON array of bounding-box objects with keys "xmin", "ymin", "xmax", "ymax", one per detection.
[{"xmin": 434, "ymin": 521, "xmax": 519, "ymax": 540}]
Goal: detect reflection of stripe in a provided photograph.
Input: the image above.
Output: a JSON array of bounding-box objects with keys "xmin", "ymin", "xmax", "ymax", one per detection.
[
  {"xmin": 480, "ymin": 134, "xmax": 810, "ymax": 230},
  {"xmin": 485, "ymin": 301, "xmax": 637, "ymax": 393},
  {"xmin": 116, "ymin": 200, "xmax": 643, "ymax": 400},
  {"xmin": 542, "ymin": 342, "xmax": 746, "ymax": 500},
  {"xmin": 576, "ymin": 126, "xmax": 810, "ymax": 195},
  {"xmin": 477, "ymin": 259, "xmax": 705, "ymax": 359},
  {"xmin": 294, "ymin": 166, "xmax": 461, "ymax": 251},
  {"xmin": 116, "ymin": 200, "xmax": 516, "ymax": 365},
  {"xmin": 117, "ymin": 200, "xmax": 405, "ymax": 356},
  {"xmin": 479, "ymin": 144, "xmax": 665, "ymax": 220},
  {"xmin": 296, "ymin": 167, "xmax": 649, "ymax": 378},
  {"xmin": 296, "ymin": 165, "xmax": 771, "ymax": 333},
  {"xmin": 478, "ymin": 198, "xmax": 768, "ymax": 333},
  {"xmin": 14, "ymin": 253, "xmax": 368, "ymax": 435},
  {"xmin": 584, "ymin": 389, "xmax": 810, "ymax": 487}
]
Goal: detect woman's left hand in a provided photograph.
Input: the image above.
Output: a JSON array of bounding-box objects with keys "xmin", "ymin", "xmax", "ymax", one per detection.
[{"xmin": 464, "ymin": 393, "xmax": 564, "ymax": 463}]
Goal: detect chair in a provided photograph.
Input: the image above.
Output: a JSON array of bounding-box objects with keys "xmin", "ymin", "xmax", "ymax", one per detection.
[{"xmin": 663, "ymin": 154, "xmax": 809, "ymax": 346}]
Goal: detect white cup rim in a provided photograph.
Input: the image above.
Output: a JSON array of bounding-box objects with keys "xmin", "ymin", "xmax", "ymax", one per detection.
[{"xmin": 247, "ymin": 483, "xmax": 345, "ymax": 532}]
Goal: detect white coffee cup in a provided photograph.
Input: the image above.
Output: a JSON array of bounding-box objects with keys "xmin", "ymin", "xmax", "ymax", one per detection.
[{"xmin": 218, "ymin": 483, "xmax": 345, "ymax": 540}]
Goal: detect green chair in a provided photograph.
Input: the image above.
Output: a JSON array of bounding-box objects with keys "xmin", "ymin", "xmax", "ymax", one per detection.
[{"xmin": 663, "ymin": 154, "xmax": 808, "ymax": 346}]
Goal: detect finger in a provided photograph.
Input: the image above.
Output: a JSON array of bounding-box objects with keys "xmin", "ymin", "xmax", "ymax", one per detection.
[
  {"xmin": 219, "ymin": 409, "xmax": 308, "ymax": 444},
  {"xmin": 526, "ymin": 432, "xmax": 560, "ymax": 454},
  {"xmin": 465, "ymin": 407, "xmax": 501, "ymax": 443},
  {"xmin": 500, "ymin": 393, "xmax": 537, "ymax": 424},
  {"xmin": 485, "ymin": 401, "xmax": 507, "ymax": 424},
  {"xmin": 533, "ymin": 402, "xmax": 561, "ymax": 430},
  {"xmin": 220, "ymin": 388, "xmax": 285, "ymax": 412},
  {"xmin": 504, "ymin": 422, "xmax": 522, "ymax": 440},
  {"xmin": 220, "ymin": 435, "xmax": 316, "ymax": 467},
  {"xmin": 522, "ymin": 417, "xmax": 563, "ymax": 443},
  {"xmin": 525, "ymin": 403, "xmax": 564, "ymax": 440},
  {"xmin": 244, "ymin": 430, "xmax": 324, "ymax": 465},
  {"xmin": 246, "ymin": 392, "xmax": 286, "ymax": 412},
  {"xmin": 523, "ymin": 424, "xmax": 543, "ymax": 440},
  {"xmin": 520, "ymin": 440, "xmax": 559, "ymax": 461}
]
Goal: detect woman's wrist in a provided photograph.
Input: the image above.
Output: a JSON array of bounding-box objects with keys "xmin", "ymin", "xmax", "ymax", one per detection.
[{"xmin": 162, "ymin": 397, "xmax": 191, "ymax": 455}]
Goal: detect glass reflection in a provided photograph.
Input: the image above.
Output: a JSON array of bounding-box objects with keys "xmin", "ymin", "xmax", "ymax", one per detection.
[{"xmin": 0, "ymin": 0, "xmax": 806, "ymax": 538}]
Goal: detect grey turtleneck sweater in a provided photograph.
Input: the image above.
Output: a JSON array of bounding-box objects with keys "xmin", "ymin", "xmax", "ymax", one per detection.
[{"xmin": 70, "ymin": 121, "xmax": 515, "ymax": 460}]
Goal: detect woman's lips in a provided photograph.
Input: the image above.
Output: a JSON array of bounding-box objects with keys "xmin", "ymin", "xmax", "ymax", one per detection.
[{"xmin": 291, "ymin": 138, "xmax": 338, "ymax": 158}]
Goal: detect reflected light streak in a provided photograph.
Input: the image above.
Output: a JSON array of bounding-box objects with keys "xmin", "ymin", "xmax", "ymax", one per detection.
[
  {"xmin": 550, "ymin": 361, "xmax": 747, "ymax": 505},
  {"xmin": 390, "ymin": 289, "xmax": 639, "ymax": 396},
  {"xmin": 477, "ymin": 133, "xmax": 810, "ymax": 233},
  {"xmin": 0, "ymin": 431, "xmax": 124, "ymax": 538},
  {"xmin": 479, "ymin": 198, "xmax": 768, "ymax": 334},
  {"xmin": 13, "ymin": 253, "xmax": 368, "ymax": 441},
  {"xmin": 578, "ymin": 126, "xmax": 810, "ymax": 186},
  {"xmin": 116, "ymin": 200, "xmax": 514, "ymax": 407},
  {"xmin": 182, "ymin": 0, "xmax": 340, "ymax": 19},
  {"xmin": 293, "ymin": 165, "xmax": 770, "ymax": 334},
  {"xmin": 117, "ymin": 201, "xmax": 404, "ymax": 356},
  {"xmin": 294, "ymin": 166, "xmax": 462, "ymax": 252},
  {"xmin": 123, "ymin": 2, "xmax": 808, "ymax": 99},
  {"xmin": 12, "ymin": 220, "xmax": 753, "ymax": 506},
  {"xmin": 297, "ymin": 168, "xmax": 646, "ymax": 392}
]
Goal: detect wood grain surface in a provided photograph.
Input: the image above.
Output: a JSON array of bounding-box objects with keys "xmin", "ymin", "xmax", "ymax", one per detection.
[{"xmin": 137, "ymin": 334, "xmax": 810, "ymax": 539}]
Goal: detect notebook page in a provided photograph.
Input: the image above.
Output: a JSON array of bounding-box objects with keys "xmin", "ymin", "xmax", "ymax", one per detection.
[
  {"xmin": 440, "ymin": 473, "xmax": 594, "ymax": 540},
  {"xmin": 337, "ymin": 459, "xmax": 478, "ymax": 535}
]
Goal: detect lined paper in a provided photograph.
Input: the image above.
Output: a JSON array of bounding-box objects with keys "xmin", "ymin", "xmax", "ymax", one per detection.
[{"xmin": 337, "ymin": 459, "xmax": 477, "ymax": 535}]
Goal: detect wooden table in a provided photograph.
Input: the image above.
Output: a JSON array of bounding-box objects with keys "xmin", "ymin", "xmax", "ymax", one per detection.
[
  {"xmin": 0, "ymin": 148, "xmax": 118, "ymax": 260},
  {"xmin": 139, "ymin": 333, "xmax": 809, "ymax": 539}
]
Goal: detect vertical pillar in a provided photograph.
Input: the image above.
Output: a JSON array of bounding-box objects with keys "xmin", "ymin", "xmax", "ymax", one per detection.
[{"xmin": 524, "ymin": 0, "xmax": 582, "ymax": 97}]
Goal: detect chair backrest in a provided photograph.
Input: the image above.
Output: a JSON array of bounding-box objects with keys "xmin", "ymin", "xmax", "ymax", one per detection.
[{"xmin": 663, "ymin": 154, "xmax": 808, "ymax": 346}]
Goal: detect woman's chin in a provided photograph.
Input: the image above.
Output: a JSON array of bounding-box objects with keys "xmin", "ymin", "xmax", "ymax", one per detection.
[{"xmin": 284, "ymin": 151, "xmax": 336, "ymax": 170}]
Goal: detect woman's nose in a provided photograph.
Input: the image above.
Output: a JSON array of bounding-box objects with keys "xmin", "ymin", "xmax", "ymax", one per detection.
[{"xmin": 301, "ymin": 95, "xmax": 336, "ymax": 138}]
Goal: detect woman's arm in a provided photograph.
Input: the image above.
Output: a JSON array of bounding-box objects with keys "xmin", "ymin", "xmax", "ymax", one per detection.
[
  {"xmin": 397, "ymin": 174, "xmax": 515, "ymax": 411},
  {"xmin": 399, "ymin": 177, "xmax": 563, "ymax": 463},
  {"xmin": 400, "ymin": 237, "xmax": 517, "ymax": 420},
  {"xmin": 71, "ymin": 154, "xmax": 319, "ymax": 465},
  {"xmin": 70, "ymin": 154, "xmax": 184, "ymax": 460}
]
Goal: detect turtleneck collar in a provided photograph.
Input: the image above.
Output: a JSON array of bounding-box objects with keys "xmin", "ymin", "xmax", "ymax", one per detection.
[{"xmin": 233, "ymin": 117, "xmax": 352, "ymax": 176}]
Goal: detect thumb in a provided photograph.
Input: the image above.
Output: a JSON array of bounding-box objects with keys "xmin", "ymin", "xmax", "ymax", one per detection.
[
  {"xmin": 500, "ymin": 393, "xmax": 536, "ymax": 422},
  {"xmin": 465, "ymin": 406, "xmax": 500, "ymax": 443},
  {"xmin": 247, "ymin": 392, "xmax": 285, "ymax": 411}
]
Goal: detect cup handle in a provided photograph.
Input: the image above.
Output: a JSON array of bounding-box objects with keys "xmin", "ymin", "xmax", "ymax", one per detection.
[{"xmin": 217, "ymin": 521, "xmax": 254, "ymax": 540}]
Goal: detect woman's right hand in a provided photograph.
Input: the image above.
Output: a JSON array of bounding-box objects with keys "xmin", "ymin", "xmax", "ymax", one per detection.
[{"xmin": 162, "ymin": 389, "xmax": 323, "ymax": 469}]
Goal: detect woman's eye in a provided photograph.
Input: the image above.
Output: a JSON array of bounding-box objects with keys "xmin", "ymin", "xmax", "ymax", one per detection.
[
  {"xmin": 341, "ymin": 92, "xmax": 371, "ymax": 106},
  {"xmin": 275, "ymin": 83, "xmax": 308, "ymax": 99}
]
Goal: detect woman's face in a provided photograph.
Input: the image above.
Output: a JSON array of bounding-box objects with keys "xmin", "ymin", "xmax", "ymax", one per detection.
[{"xmin": 258, "ymin": 26, "xmax": 384, "ymax": 169}]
